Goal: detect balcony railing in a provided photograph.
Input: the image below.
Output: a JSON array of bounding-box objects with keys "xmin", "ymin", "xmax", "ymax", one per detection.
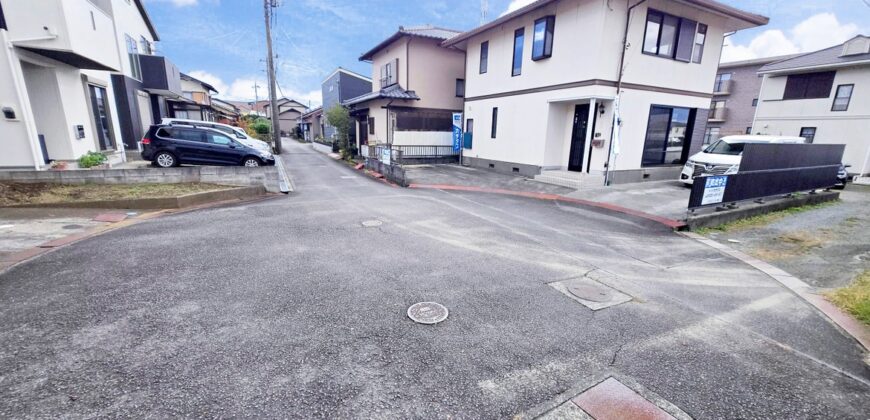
[
  {"xmin": 708, "ymin": 107, "xmax": 728, "ymax": 122},
  {"xmin": 713, "ymin": 79, "xmax": 733, "ymax": 95}
]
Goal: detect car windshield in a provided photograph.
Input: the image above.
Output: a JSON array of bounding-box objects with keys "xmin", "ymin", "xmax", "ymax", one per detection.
[{"xmin": 704, "ymin": 140, "xmax": 746, "ymax": 155}]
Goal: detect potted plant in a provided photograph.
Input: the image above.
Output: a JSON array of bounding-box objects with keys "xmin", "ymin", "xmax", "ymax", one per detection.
[{"xmin": 49, "ymin": 160, "xmax": 68, "ymax": 171}]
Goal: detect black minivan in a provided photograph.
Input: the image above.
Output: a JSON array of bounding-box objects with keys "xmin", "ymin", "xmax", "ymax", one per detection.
[{"xmin": 141, "ymin": 124, "xmax": 275, "ymax": 168}]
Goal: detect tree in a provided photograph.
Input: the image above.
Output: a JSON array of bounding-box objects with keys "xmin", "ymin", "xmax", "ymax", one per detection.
[{"xmin": 325, "ymin": 104, "xmax": 353, "ymax": 159}]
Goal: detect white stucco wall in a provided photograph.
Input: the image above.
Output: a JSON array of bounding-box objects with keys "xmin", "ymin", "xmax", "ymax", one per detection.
[
  {"xmin": 0, "ymin": 32, "xmax": 39, "ymax": 168},
  {"xmin": 754, "ymin": 66, "xmax": 870, "ymax": 173},
  {"xmin": 393, "ymin": 131, "xmax": 453, "ymax": 146}
]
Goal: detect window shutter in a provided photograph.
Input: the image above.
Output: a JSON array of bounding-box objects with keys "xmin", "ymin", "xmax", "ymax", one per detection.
[
  {"xmin": 805, "ymin": 71, "xmax": 835, "ymax": 98},
  {"xmin": 392, "ymin": 58, "xmax": 399, "ymax": 85},
  {"xmin": 675, "ymin": 19, "xmax": 696, "ymax": 62}
]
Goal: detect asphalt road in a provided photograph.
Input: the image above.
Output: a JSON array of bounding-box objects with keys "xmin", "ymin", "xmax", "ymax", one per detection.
[{"xmin": 1, "ymin": 141, "xmax": 868, "ymax": 418}]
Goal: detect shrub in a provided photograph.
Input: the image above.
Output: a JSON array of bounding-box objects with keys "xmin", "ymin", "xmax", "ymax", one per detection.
[
  {"xmin": 78, "ymin": 151, "xmax": 107, "ymax": 168},
  {"xmin": 250, "ymin": 118, "xmax": 271, "ymax": 135},
  {"xmin": 325, "ymin": 105, "xmax": 353, "ymax": 160}
]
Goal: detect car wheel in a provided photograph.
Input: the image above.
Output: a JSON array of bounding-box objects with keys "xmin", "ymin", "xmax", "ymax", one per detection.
[
  {"xmin": 155, "ymin": 152, "xmax": 177, "ymax": 168},
  {"xmin": 243, "ymin": 157, "xmax": 261, "ymax": 167}
]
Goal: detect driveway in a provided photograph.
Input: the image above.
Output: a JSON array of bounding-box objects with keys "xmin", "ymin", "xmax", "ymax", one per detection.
[{"xmin": 0, "ymin": 141, "xmax": 867, "ymax": 418}]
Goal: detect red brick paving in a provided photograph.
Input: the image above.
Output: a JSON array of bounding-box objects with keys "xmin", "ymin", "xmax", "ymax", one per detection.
[{"xmin": 572, "ymin": 378, "xmax": 676, "ymax": 420}]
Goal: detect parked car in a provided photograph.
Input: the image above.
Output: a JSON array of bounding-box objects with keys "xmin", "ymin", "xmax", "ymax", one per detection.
[
  {"xmin": 161, "ymin": 118, "xmax": 272, "ymax": 153},
  {"xmin": 835, "ymin": 164, "xmax": 850, "ymax": 189},
  {"xmin": 680, "ymin": 135, "xmax": 806, "ymax": 185},
  {"xmin": 141, "ymin": 124, "xmax": 275, "ymax": 168}
]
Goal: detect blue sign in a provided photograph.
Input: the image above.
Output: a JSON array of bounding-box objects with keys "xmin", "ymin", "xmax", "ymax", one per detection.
[
  {"xmin": 452, "ymin": 112, "xmax": 463, "ymax": 152},
  {"xmin": 701, "ymin": 175, "xmax": 728, "ymax": 205}
]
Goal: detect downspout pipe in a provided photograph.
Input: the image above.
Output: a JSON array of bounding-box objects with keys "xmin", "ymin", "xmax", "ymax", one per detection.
[{"xmin": 605, "ymin": 0, "xmax": 646, "ymax": 186}]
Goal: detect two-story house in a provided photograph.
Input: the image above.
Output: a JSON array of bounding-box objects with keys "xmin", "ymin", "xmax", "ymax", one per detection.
[
  {"xmin": 321, "ymin": 67, "xmax": 372, "ymax": 140},
  {"xmin": 170, "ymin": 72, "xmax": 219, "ymax": 121},
  {"xmin": 343, "ymin": 25, "xmax": 465, "ymax": 151},
  {"xmin": 299, "ymin": 106, "xmax": 324, "ymax": 142},
  {"xmin": 264, "ymin": 98, "xmax": 309, "ymax": 137},
  {"xmin": 705, "ymin": 54, "xmax": 797, "ymax": 144},
  {"xmin": 442, "ymin": 0, "xmax": 767, "ymax": 185},
  {"xmin": 753, "ymin": 35, "xmax": 870, "ymax": 176}
]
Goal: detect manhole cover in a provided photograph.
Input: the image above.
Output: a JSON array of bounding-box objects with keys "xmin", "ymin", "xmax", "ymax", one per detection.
[
  {"xmin": 568, "ymin": 284, "xmax": 613, "ymax": 303},
  {"xmin": 62, "ymin": 224, "xmax": 83, "ymax": 230},
  {"xmin": 361, "ymin": 220, "xmax": 383, "ymax": 227},
  {"xmin": 407, "ymin": 302, "xmax": 448, "ymax": 325}
]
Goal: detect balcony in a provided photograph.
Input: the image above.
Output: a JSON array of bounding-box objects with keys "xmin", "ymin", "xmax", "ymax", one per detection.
[
  {"xmin": 712, "ymin": 79, "xmax": 732, "ymax": 96},
  {"xmin": 4, "ymin": 0, "xmax": 120, "ymax": 71},
  {"xmin": 139, "ymin": 55, "xmax": 184, "ymax": 98},
  {"xmin": 708, "ymin": 107, "xmax": 728, "ymax": 122}
]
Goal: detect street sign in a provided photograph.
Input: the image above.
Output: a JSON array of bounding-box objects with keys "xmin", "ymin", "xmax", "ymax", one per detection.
[
  {"xmin": 381, "ymin": 147, "xmax": 391, "ymax": 166},
  {"xmin": 701, "ymin": 175, "xmax": 727, "ymax": 205},
  {"xmin": 452, "ymin": 112, "xmax": 463, "ymax": 152}
]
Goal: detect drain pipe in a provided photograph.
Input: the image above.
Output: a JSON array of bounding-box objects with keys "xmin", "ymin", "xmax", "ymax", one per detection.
[{"xmin": 604, "ymin": 0, "xmax": 646, "ymax": 186}]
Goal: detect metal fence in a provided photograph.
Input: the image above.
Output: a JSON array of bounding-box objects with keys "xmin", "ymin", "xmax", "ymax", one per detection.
[
  {"xmin": 688, "ymin": 143, "xmax": 845, "ymax": 209},
  {"xmin": 364, "ymin": 144, "xmax": 458, "ymax": 165}
]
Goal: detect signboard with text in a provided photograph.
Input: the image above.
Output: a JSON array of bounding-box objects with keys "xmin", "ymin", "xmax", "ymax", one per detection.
[
  {"xmin": 452, "ymin": 113, "xmax": 463, "ymax": 152},
  {"xmin": 700, "ymin": 176, "xmax": 727, "ymax": 205}
]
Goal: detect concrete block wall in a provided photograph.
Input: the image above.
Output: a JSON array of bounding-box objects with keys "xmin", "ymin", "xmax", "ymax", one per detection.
[{"xmin": 0, "ymin": 166, "xmax": 285, "ymax": 193}]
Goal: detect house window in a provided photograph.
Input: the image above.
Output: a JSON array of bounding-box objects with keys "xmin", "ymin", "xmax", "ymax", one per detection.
[
  {"xmin": 783, "ymin": 71, "xmax": 835, "ymax": 100},
  {"xmin": 368, "ymin": 117, "xmax": 375, "ymax": 135},
  {"xmin": 703, "ymin": 127, "xmax": 719, "ymax": 145},
  {"xmin": 491, "ymin": 107, "xmax": 498, "ymax": 138},
  {"xmin": 752, "ymin": 98, "xmax": 758, "ymax": 106},
  {"xmin": 644, "ymin": 10, "xmax": 703, "ymax": 62},
  {"xmin": 455, "ymin": 79, "xmax": 465, "ymax": 97},
  {"xmin": 395, "ymin": 109, "xmax": 453, "ymax": 132},
  {"xmin": 745, "ymin": 127, "xmax": 752, "ymax": 134},
  {"xmin": 799, "ymin": 127, "xmax": 816, "ymax": 143},
  {"xmin": 479, "ymin": 41, "xmax": 489, "ymax": 74},
  {"xmin": 125, "ymin": 34, "xmax": 141, "ymax": 80},
  {"xmin": 140, "ymin": 36, "xmax": 152, "ymax": 55},
  {"xmin": 692, "ymin": 23, "xmax": 707, "ymax": 63},
  {"xmin": 713, "ymin": 73, "xmax": 731, "ymax": 92},
  {"xmin": 532, "ymin": 16, "xmax": 555, "ymax": 60},
  {"xmin": 380, "ymin": 58, "xmax": 398, "ymax": 87},
  {"xmin": 831, "ymin": 84, "xmax": 853, "ymax": 111},
  {"xmin": 642, "ymin": 105, "xmax": 695, "ymax": 167},
  {"xmin": 512, "ymin": 28, "xmax": 524, "ymax": 76},
  {"xmin": 465, "ymin": 119, "xmax": 473, "ymax": 149}
]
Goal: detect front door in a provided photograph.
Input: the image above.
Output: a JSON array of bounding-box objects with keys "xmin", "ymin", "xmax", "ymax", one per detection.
[
  {"xmin": 359, "ymin": 117, "xmax": 368, "ymax": 147},
  {"xmin": 568, "ymin": 104, "xmax": 590, "ymax": 172},
  {"xmin": 88, "ymin": 85, "xmax": 115, "ymax": 151}
]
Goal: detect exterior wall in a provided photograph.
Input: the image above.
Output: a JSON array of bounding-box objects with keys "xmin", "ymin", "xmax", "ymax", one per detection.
[
  {"xmin": 393, "ymin": 131, "xmax": 452, "ymax": 146},
  {"xmin": 707, "ymin": 63, "xmax": 765, "ymax": 137},
  {"xmin": 0, "ymin": 30, "xmax": 39, "ymax": 168},
  {"xmin": 321, "ymin": 72, "xmax": 341, "ymax": 139},
  {"xmin": 339, "ymin": 72, "xmax": 372, "ymax": 103},
  {"xmin": 371, "ymin": 39, "xmax": 409, "ymax": 90},
  {"xmin": 108, "ymin": 0, "xmax": 156, "ymax": 80},
  {"xmin": 407, "ymin": 37, "xmax": 465, "ymax": 111},
  {"xmin": 754, "ymin": 66, "xmax": 870, "ymax": 173}
]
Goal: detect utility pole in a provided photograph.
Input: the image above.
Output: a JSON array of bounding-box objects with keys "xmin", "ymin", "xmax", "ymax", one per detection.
[
  {"xmin": 252, "ymin": 82, "xmax": 260, "ymax": 114},
  {"xmin": 264, "ymin": 0, "xmax": 281, "ymax": 154}
]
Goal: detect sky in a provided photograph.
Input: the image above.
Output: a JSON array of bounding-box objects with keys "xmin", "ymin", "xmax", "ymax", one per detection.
[{"xmin": 143, "ymin": 0, "xmax": 870, "ymax": 107}]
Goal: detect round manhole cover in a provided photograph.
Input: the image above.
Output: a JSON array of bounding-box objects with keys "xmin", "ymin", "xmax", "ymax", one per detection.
[
  {"xmin": 407, "ymin": 302, "xmax": 448, "ymax": 325},
  {"xmin": 361, "ymin": 220, "xmax": 383, "ymax": 228},
  {"xmin": 568, "ymin": 284, "xmax": 613, "ymax": 303}
]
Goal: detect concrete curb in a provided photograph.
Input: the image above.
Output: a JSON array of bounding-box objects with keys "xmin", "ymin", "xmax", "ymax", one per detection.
[
  {"xmin": 681, "ymin": 231, "xmax": 870, "ymax": 352},
  {"xmin": 2, "ymin": 186, "xmax": 266, "ymax": 209},
  {"xmin": 408, "ymin": 183, "xmax": 686, "ymax": 230}
]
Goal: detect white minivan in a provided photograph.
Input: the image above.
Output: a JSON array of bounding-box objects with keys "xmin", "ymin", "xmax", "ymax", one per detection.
[
  {"xmin": 161, "ymin": 118, "xmax": 273, "ymax": 154},
  {"xmin": 680, "ymin": 135, "xmax": 806, "ymax": 185}
]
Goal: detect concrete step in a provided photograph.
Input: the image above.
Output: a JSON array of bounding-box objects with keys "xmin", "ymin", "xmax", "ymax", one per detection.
[{"xmin": 533, "ymin": 170, "xmax": 605, "ymax": 190}]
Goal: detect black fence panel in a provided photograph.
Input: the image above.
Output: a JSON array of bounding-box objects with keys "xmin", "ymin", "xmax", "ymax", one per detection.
[
  {"xmin": 740, "ymin": 143, "xmax": 845, "ymax": 171},
  {"xmin": 688, "ymin": 143, "xmax": 844, "ymax": 209}
]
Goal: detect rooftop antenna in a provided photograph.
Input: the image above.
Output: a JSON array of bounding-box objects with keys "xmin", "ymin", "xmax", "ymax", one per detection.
[{"xmin": 480, "ymin": 0, "xmax": 488, "ymax": 24}]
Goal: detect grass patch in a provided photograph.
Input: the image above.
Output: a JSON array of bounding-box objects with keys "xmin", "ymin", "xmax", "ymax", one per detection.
[
  {"xmin": 694, "ymin": 200, "xmax": 839, "ymax": 234},
  {"xmin": 0, "ymin": 182, "xmax": 229, "ymax": 206},
  {"xmin": 826, "ymin": 270, "xmax": 870, "ymax": 325}
]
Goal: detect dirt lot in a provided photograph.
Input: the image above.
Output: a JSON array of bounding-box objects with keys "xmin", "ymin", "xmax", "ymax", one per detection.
[
  {"xmin": 0, "ymin": 183, "xmax": 228, "ymax": 206},
  {"xmin": 701, "ymin": 185, "xmax": 870, "ymax": 290}
]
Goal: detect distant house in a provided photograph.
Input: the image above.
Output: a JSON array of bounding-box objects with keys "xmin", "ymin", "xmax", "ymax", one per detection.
[
  {"xmin": 211, "ymin": 98, "xmax": 240, "ymax": 125},
  {"xmin": 299, "ymin": 106, "xmax": 324, "ymax": 141},
  {"xmin": 705, "ymin": 54, "xmax": 798, "ymax": 144},
  {"xmin": 343, "ymin": 25, "xmax": 465, "ymax": 151},
  {"xmin": 264, "ymin": 98, "xmax": 309, "ymax": 137},
  {"xmin": 753, "ymin": 35, "xmax": 870, "ymax": 175},
  {"xmin": 321, "ymin": 67, "xmax": 372, "ymax": 139},
  {"xmin": 171, "ymin": 72, "xmax": 219, "ymax": 121},
  {"xmin": 442, "ymin": 0, "xmax": 767, "ymax": 183}
]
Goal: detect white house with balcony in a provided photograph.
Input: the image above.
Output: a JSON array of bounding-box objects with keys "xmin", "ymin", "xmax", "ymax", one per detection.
[
  {"xmin": 0, "ymin": 0, "xmax": 175, "ymax": 169},
  {"xmin": 442, "ymin": 0, "xmax": 767, "ymax": 186},
  {"xmin": 753, "ymin": 35, "xmax": 870, "ymax": 176}
]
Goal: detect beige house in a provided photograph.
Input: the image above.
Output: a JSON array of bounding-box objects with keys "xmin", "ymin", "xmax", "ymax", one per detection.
[
  {"xmin": 265, "ymin": 98, "xmax": 308, "ymax": 136},
  {"xmin": 299, "ymin": 106, "xmax": 324, "ymax": 141},
  {"xmin": 753, "ymin": 35, "xmax": 870, "ymax": 176},
  {"xmin": 343, "ymin": 25, "xmax": 465, "ymax": 150},
  {"xmin": 443, "ymin": 0, "xmax": 767, "ymax": 185},
  {"xmin": 171, "ymin": 72, "xmax": 218, "ymax": 121}
]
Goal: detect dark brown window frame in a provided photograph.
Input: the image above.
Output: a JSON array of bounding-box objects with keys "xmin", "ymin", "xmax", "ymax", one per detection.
[
  {"xmin": 831, "ymin": 84, "xmax": 853, "ymax": 111},
  {"xmin": 368, "ymin": 117, "xmax": 375, "ymax": 135},
  {"xmin": 531, "ymin": 16, "xmax": 555, "ymax": 61},
  {"xmin": 783, "ymin": 71, "xmax": 835, "ymax": 100},
  {"xmin": 799, "ymin": 127, "xmax": 816, "ymax": 143},
  {"xmin": 491, "ymin": 107, "xmax": 498, "ymax": 138},
  {"xmin": 642, "ymin": 9, "xmax": 702, "ymax": 64},
  {"xmin": 455, "ymin": 79, "xmax": 465, "ymax": 98}
]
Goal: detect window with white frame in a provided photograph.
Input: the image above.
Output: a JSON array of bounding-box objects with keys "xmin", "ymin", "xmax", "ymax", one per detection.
[{"xmin": 125, "ymin": 34, "xmax": 142, "ymax": 80}]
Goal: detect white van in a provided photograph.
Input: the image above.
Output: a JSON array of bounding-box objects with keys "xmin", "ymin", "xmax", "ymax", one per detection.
[
  {"xmin": 161, "ymin": 118, "xmax": 272, "ymax": 153},
  {"xmin": 680, "ymin": 135, "xmax": 806, "ymax": 185}
]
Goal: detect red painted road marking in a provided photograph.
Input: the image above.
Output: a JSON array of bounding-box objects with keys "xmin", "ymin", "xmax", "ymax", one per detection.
[
  {"xmin": 407, "ymin": 183, "xmax": 686, "ymax": 229},
  {"xmin": 572, "ymin": 377, "xmax": 676, "ymax": 420},
  {"xmin": 354, "ymin": 163, "xmax": 365, "ymax": 170}
]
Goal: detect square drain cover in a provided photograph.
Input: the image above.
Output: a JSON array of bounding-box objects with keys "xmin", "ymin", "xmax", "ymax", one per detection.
[
  {"xmin": 549, "ymin": 276, "xmax": 631, "ymax": 310},
  {"xmin": 572, "ymin": 378, "xmax": 676, "ymax": 420}
]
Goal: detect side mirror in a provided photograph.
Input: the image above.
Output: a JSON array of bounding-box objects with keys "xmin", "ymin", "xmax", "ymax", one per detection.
[{"xmin": 844, "ymin": 164, "xmax": 852, "ymax": 168}]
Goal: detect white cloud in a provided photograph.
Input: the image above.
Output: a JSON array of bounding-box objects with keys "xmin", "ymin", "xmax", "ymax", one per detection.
[
  {"xmin": 500, "ymin": 0, "xmax": 535, "ymax": 17},
  {"xmin": 722, "ymin": 13, "xmax": 860, "ymax": 62},
  {"xmin": 187, "ymin": 70, "xmax": 228, "ymax": 95},
  {"xmin": 147, "ymin": 0, "xmax": 198, "ymax": 7}
]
